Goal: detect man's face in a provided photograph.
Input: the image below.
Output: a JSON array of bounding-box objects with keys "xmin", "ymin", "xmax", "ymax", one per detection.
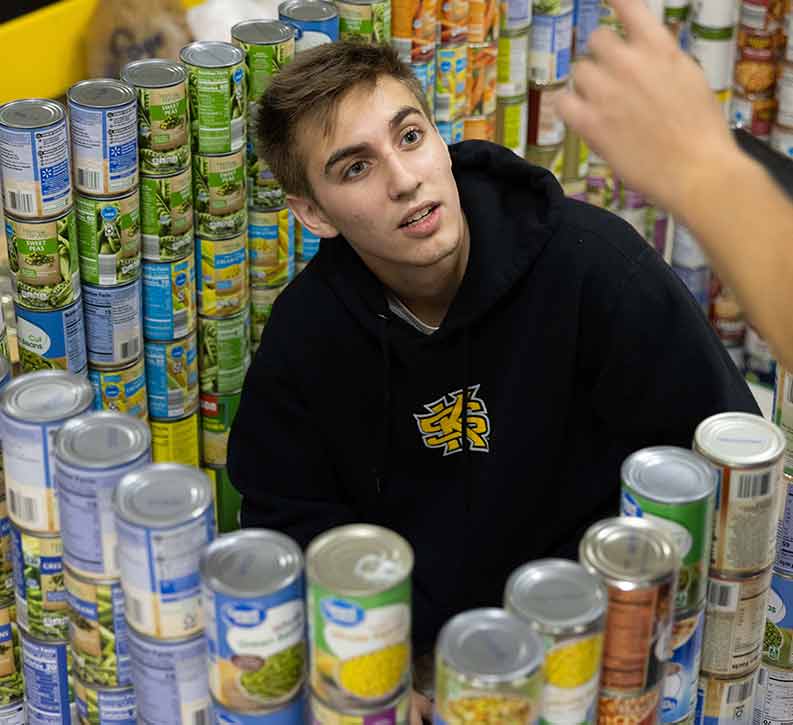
[{"xmin": 289, "ymin": 77, "xmax": 466, "ymax": 272}]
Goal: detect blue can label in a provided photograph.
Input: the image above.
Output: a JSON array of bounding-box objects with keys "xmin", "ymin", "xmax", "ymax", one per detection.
[
  {"xmin": 214, "ymin": 693, "xmax": 305, "ymax": 725},
  {"xmin": 297, "ymin": 223, "xmax": 321, "ymax": 262},
  {"xmin": 21, "ymin": 634, "xmax": 72, "ymax": 719},
  {"xmin": 530, "ymin": 12, "xmax": 573, "ymax": 84},
  {"xmin": 673, "ymin": 265, "xmax": 710, "ymax": 313},
  {"xmin": 142, "ymin": 257, "xmax": 196, "ymax": 341},
  {"xmin": 574, "ymin": 0, "xmax": 601, "ymax": 55},
  {"xmin": 144, "ymin": 333, "xmax": 199, "ymax": 419},
  {"xmin": 74, "ymin": 680, "xmax": 135, "ymax": 724},
  {"xmin": 662, "ymin": 609, "xmax": 705, "ymax": 724},
  {"xmin": 88, "ymin": 359, "xmax": 148, "ymax": 420},
  {"xmin": 437, "ymin": 119, "xmax": 465, "ymax": 145},
  {"xmin": 15, "ymin": 300, "xmax": 87, "ymax": 375},
  {"xmin": 82, "ymin": 279, "xmax": 143, "ymax": 367},
  {"xmin": 280, "ymin": 15, "xmax": 339, "ymax": 52},
  {"xmin": 765, "ymin": 572, "xmax": 793, "ymax": 667}
]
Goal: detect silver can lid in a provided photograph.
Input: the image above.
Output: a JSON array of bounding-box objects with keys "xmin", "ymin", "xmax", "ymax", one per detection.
[
  {"xmin": 121, "ymin": 59, "xmax": 187, "ymax": 88},
  {"xmin": 437, "ymin": 608, "xmax": 544, "ymax": 683},
  {"xmin": 279, "ymin": 0, "xmax": 339, "ymax": 22},
  {"xmin": 0, "ymin": 99, "xmax": 65, "ymax": 129},
  {"xmin": 622, "ymin": 446, "xmax": 716, "ymax": 504},
  {"xmin": 114, "ymin": 464, "xmax": 212, "ymax": 528},
  {"xmin": 306, "ymin": 524, "xmax": 413, "ymax": 596},
  {"xmin": 179, "ymin": 41, "xmax": 245, "ymax": 68},
  {"xmin": 504, "ymin": 559, "xmax": 607, "ymax": 635},
  {"xmin": 0, "ymin": 371, "xmax": 94, "ymax": 424},
  {"xmin": 200, "ymin": 529, "xmax": 303, "ymax": 597},
  {"xmin": 68, "ymin": 79, "xmax": 136, "ymax": 108},
  {"xmin": 232, "ymin": 19, "xmax": 296, "ymax": 45},
  {"xmin": 695, "ymin": 412, "xmax": 786, "ymax": 467},
  {"xmin": 579, "ymin": 517, "xmax": 678, "ymax": 589},
  {"xmin": 55, "ymin": 412, "xmax": 151, "ymax": 470}
]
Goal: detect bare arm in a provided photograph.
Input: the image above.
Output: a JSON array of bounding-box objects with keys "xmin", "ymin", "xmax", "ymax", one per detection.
[{"xmin": 556, "ymin": 0, "xmax": 793, "ymax": 371}]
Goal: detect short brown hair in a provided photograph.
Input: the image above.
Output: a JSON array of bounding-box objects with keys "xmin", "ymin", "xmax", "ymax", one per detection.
[{"xmin": 256, "ymin": 42, "xmax": 432, "ymax": 198}]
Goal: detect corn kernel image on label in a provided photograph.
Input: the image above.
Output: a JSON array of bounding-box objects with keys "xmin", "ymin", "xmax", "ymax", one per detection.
[{"xmin": 542, "ymin": 633, "xmax": 603, "ymax": 723}]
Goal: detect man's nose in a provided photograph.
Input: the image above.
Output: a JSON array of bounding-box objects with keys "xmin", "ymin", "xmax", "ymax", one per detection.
[{"xmin": 385, "ymin": 152, "xmax": 421, "ymax": 200}]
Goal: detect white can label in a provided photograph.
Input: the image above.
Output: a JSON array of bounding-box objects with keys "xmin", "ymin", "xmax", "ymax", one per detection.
[
  {"xmin": 754, "ymin": 665, "xmax": 793, "ymax": 725},
  {"xmin": 529, "ymin": 12, "xmax": 573, "ymax": 85},
  {"xmin": 690, "ymin": 32, "xmax": 735, "ymax": 91},
  {"xmin": 82, "ymin": 281, "xmax": 143, "ymax": 368},
  {"xmin": 777, "ymin": 70, "xmax": 793, "ymax": 127}
]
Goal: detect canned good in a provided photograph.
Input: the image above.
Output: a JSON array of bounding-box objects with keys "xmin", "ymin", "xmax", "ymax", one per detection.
[
  {"xmin": 247, "ymin": 148, "xmax": 287, "ymax": 212},
  {"xmin": 620, "ymin": 447, "xmax": 716, "ymax": 611},
  {"xmin": 251, "ymin": 286, "xmax": 282, "ymax": 343},
  {"xmin": 391, "ymin": 0, "xmax": 437, "ymax": 60},
  {"xmin": 202, "ymin": 465, "xmax": 242, "ymax": 534},
  {"xmin": 141, "ymin": 256, "xmax": 197, "ymax": 341},
  {"xmin": 0, "ymin": 702, "xmax": 24, "ymax": 725},
  {"xmin": 199, "ymin": 391, "xmax": 241, "ymax": 466},
  {"xmin": 693, "ymin": 412, "xmax": 785, "ymax": 574},
  {"xmin": 527, "ymin": 82, "xmax": 566, "ymax": 146},
  {"xmin": 201, "ymin": 530, "xmax": 305, "ymax": 710},
  {"xmin": 55, "ymin": 413, "xmax": 151, "ymax": 579},
  {"xmin": 737, "ymin": 22, "xmax": 783, "ymax": 53},
  {"xmin": 64, "ymin": 568, "xmax": 129, "ymax": 688},
  {"xmin": 467, "ymin": 43, "xmax": 497, "ymax": 116},
  {"xmin": 120, "ymin": 59, "xmax": 191, "ymax": 176},
  {"xmin": 740, "ymin": 0, "xmax": 785, "ymax": 30},
  {"xmin": 6, "ymin": 209, "xmax": 80, "ymax": 310},
  {"xmin": 337, "ymin": 0, "xmax": 392, "ymax": 42},
  {"xmin": 496, "ymin": 95, "xmax": 528, "ymax": 157},
  {"xmin": 410, "ymin": 53, "xmax": 437, "ymax": 114},
  {"xmin": 16, "ymin": 297, "xmax": 87, "ymax": 372},
  {"xmin": 180, "ymin": 41, "xmax": 247, "ymax": 154},
  {"xmin": 463, "ymin": 114, "xmax": 496, "ymax": 140},
  {"xmin": 214, "ymin": 693, "xmax": 305, "ymax": 724},
  {"xmin": 526, "ymin": 142, "xmax": 563, "ymax": 169},
  {"xmin": 82, "ymin": 279, "xmax": 143, "ymax": 369},
  {"xmin": 598, "ymin": 686, "xmax": 662, "ymax": 725},
  {"xmin": 530, "ymin": 11, "xmax": 573, "ymax": 84},
  {"xmin": 435, "ymin": 44, "xmax": 468, "ymax": 122},
  {"xmin": 193, "ymin": 154, "xmax": 247, "ymax": 240},
  {"xmin": 143, "ymin": 332, "xmax": 199, "ymax": 419},
  {"xmin": 114, "ymin": 463, "xmax": 214, "ymax": 638},
  {"xmin": 435, "ymin": 608, "xmax": 544, "ymax": 725},
  {"xmin": 0, "ymin": 505, "xmax": 12, "ymax": 602},
  {"xmin": 754, "ymin": 664, "xmax": 793, "ymax": 725},
  {"xmin": 73, "ymin": 679, "xmax": 135, "ymax": 724},
  {"xmin": 777, "ymin": 62, "xmax": 793, "ymax": 127},
  {"xmin": 765, "ymin": 570, "xmax": 793, "ymax": 666},
  {"xmin": 437, "ymin": 118, "xmax": 465, "ymax": 144},
  {"xmin": 504, "ymin": 559, "xmax": 606, "ymax": 725},
  {"xmin": 279, "ymin": 0, "xmax": 341, "ymax": 52},
  {"xmin": 21, "ymin": 631, "xmax": 73, "ymax": 722},
  {"xmin": 744, "ymin": 325, "xmax": 776, "ymax": 387},
  {"xmin": 579, "ymin": 517, "xmax": 678, "ymax": 693},
  {"xmin": 672, "ymin": 265, "xmax": 711, "ymax": 313},
  {"xmin": 735, "ymin": 44, "xmax": 777, "ymax": 95},
  {"xmin": 696, "ymin": 670, "xmax": 757, "ymax": 725},
  {"xmin": 0, "ymin": 99, "xmax": 71, "ymax": 219},
  {"xmin": 500, "ymin": 0, "xmax": 532, "ymax": 31},
  {"xmin": 693, "ymin": 0, "xmax": 740, "ymax": 28},
  {"xmin": 440, "ymin": 0, "xmax": 469, "ymax": 43},
  {"xmin": 497, "ymin": 30, "xmax": 529, "ymax": 96},
  {"xmin": 0, "ymin": 371, "xmax": 94, "ymax": 532},
  {"xmin": 469, "ymin": 0, "xmax": 499, "ymax": 42},
  {"xmin": 68, "ymin": 80, "xmax": 138, "ymax": 197},
  {"xmin": 140, "ymin": 167, "xmax": 194, "ymax": 262},
  {"xmin": 0, "ymin": 601, "xmax": 22, "ymax": 706},
  {"xmin": 126, "ymin": 629, "xmax": 211, "ymax": 724},
  {"xmin": 232, "ymin": 20, "xmax": 296, "ymax": 105},
  {"xmin": 662, "ymin": 608, "xmax": 705, "ymax": 723},
  {"xmin": 150, "ymin": 410, "xmax": 201, "ymax": 467},
  {"xmin": 307, "ymin": 524, "xmax": 413, "ymax": 707},
  {"xmin": 730, "ymin": 90, "xmax": 777, "ymax": 137},
  {"xmin": 690, "ymin": 24, "xmax": 736, "ymax": 91},
  {"xmin": 249, "ymin": 208, "xmax": 295, "ymax": 287},
  {"xmin": 198, "ymin": 310, "xmax": 251, "ymax": 394},
  {"xmin": 295, "ymin": 221, "xmax": 321, "ymax": 262},
  {"xmin": 195, "ymin": 232, "xmax": 248, "ymax": 317},
  {"xmin": 87, "ymin": 358, "xmax": 148, "ymax": 420},
  {"xmin": 775, "ymin": 368, "xmax": 793, "ymax": 476},
  {"xmin": 771, "ymin": 123, "xmax": 793, "ymax": 158}
]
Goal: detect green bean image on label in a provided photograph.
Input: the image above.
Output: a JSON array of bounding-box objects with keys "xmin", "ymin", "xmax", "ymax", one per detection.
[{"xmin": 140, "ymin": 169, "xmax": 194, "ymax": 262}]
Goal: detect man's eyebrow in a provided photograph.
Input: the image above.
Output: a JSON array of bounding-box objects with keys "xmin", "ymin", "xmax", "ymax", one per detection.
[
  {"xmin": 389, "ymin": 105, "xmax": 422, "ymax": 129},
  {"xmin": 324, "ymin": 143, "xmax": 370, "ymax": 177}
]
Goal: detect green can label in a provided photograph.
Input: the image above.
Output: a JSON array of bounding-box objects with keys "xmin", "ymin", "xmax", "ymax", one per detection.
[
  {"xmin": 194, "ymin": 151, "xmax": 247, "ymax": 239},
  {"xmin": 233, "ymin": 37, "xmax": 295, "ymax": 101},
  {"xmin": 6, "ymin": 211, "xmax": 80, "ymax": 310},
  {"xmin": 186, "ymin": 63, "xmax": 247, "ymax": 154},
  {"xmin": 199, "ymin": 391, "xmax": 241, "ymax": 466},
  {"xmin": 140, "ymin": 168, "xmax": 194, "ymax": 262},
  {"xmin": 251, "ymin": 286, "xmax": 282, "ymax": 343},
  {"xmin": 75, "ymin": 192, "xmax": 141, "ymax": 287},
  {"xmin": 247, "ymin": 143, "xmax": 287, "ymax": 211},
  {"xmin": 338, "ymin": 0, "xmax": 392, "ymax": 43},
  {"xmin": 137, "ymin": 85, "xmax": 191, "ymax": 175},
  {"xmin": 198, "ymin": 310, "xmax": 250, "ymax": 394},
  {"xmin": 202, "ymin": 466, "xmax": 241, "ymax": 534}
]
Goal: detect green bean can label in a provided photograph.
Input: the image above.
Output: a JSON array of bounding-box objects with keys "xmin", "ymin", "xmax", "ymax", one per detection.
[
  {"xmin": 74, "ymin": 679, "xmax": 136, "ymax": 724},
  {"xmin": 199, "ymin": 391, "xmax": 241, "ymax": 466},
  {"xmin": 621, "ymin": 489, "xmax": 713, "ymax": 610},
  {"xmin": 0, "ymin": 601, "xmax": 23, "ymax": 705},
  {"xmin": 140, "ymin": 168, "xmax": 194, "ymax": 262},
  {"xmin": 64, "ymin": 569, "xmax": 130, "ymax": 687},
  {"xmin": 246, "ymin": 143, "xmax": 287, "ymax": 212},
  {"xmin": 186, "ymin": 63, "xmax": 247, "ymax": 154},
  {"xmin": 251, "ymin": 286, "xmax": 283, "ymax": 344},
  {"xmin": 136, "ymin": 85, "xmax": 191, "ymax": 175},
  {"xmin": 198, "ymin": 311, "xmax": 251, "ymax": 394},
  {"xmin": 6, "ymin": 211, "xmax": 80, "ymax": 310},
  {"xmin": 0, "ymin": 501, "xmax": 13, "ymax": 603},
  {"xmin": 308, "ymin": 579, "xmax": 411, "ymax": 705},
  {"xmin": 233, "ymin": 38, "xmax": 295, "ymax": 101},
  {"xmin": 194, "ymin": 151, "xmax": 247, "ymax": 239},
  {"xmin": 338, "ymin": 0, "xmax": 392, "ymax": 43}
]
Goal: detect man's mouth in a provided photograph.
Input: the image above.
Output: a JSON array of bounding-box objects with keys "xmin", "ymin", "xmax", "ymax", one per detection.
[{"xmin": 399, "ymin": 203, "xmax": 440, "ymax": 228}]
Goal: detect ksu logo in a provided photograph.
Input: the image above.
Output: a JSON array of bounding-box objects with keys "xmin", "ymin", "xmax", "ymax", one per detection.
[{"xmin": 414, "ymin": 384, "xmax": 491, "ymax": 456}]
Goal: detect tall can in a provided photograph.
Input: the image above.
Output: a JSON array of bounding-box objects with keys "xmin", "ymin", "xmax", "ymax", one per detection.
[
  {"xmin": 15, "ymin": 300, "xmax": 88, "ymax": 375},
  {"xmin": 195, "ymin": 232, "xmax": 249, "ymax": 317},
  {"xmin": 0, "ymin": 99, "xmax": 71, "ymax": 219},
  {"xmin": 198, "ymin": 309, "xmax": 251, "ymax": 394},
  {"xmin": 391, "ymin": 0, "xmax": 437, "ymax": 60},
  {"xmin": 193, "ymin": 150, "xmax": 247, "ymax": 240},
  {"xmin": 279, "ymin": 0, "xmax": 341, "ymax": 52},
  {"xmin": 139, "ymin": 166, "xmax": 194, "ymax": 262},
  {"xmin": 467, "ymin": 43, "xmax": 498, "ymax": 116},
  {"xmin": 82, "ymin": 279, "xmax": 143, "ymax": 369},
  {"xmin": 141, "ymin": 256, "xmax": 197, "ymax": 342},
  {"xmin": 199, "ymin": 391, "xmax": 241, "ymax": 466},
  {"xmin": 21, "ymin": 631, "xmax": 73, "ymax": 724},
  {"xmin": 696, "ymin": 669, "xmax": 757, "ymax": 725},
  {"xmin": 662, "ymin": 607, "xmax": 705, "ymax": 724},
  {"xmin": 504, "ymin": 559, "xmax": 606, "ymax": 725},
  {"xmin": 529, "ymin": 7, "xmax": 574, "ymax": 85},
  {"xmin": 87, "ymin": 357, "xmax": 148, "ymax": 420},
  {"xmin": 251, "ymin": 286, "xmax": 283, "ymax": 345},
  {"xmin": 249, "ymin": 208, "xmax": 295, "ymax": 288},
  {"xmin": 144, "ymin": 332, "xmax": 199, "ymax": 420},
  {"xmin": 620, "ymin": 446, "xmax": 716, "ymax": 611},
  {"xmin": 231, "ymin": 20, "xmax": 296, "ymax": 108},
  {"xmin": 246, "ymin": 137, "xmax": 287, "ymax": 212},
  {"xmin": 337, "ymin": 0, "xmax": 392, "ymax": 43},
  {"xmin": 68, "ymin": 79, "xmax": 138, "ymax": 197}
]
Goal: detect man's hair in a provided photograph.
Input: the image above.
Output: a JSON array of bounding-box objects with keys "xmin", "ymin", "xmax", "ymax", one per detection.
[{"xmin": 256, "ymin": 42, "xmax": 433, "ymax": 198}]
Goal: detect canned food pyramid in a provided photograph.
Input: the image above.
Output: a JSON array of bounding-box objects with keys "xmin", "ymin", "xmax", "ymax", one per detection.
[{"xmin": 307, "ymin": 524, "xmax": 413, "ymax": 706}]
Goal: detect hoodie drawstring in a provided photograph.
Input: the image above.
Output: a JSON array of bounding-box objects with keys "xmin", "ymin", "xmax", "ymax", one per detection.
[{"xmin": 376, "ymin": 313, "xmax": 391, "ymax": 494}]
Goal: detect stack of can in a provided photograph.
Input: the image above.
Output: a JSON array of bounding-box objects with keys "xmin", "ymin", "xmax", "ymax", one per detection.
[
  {"xmin": 0, "ymin": 98, "xmax": 86, "ymax": 377},
  {"xmin": 0, "ymin": 370, "xmax": 96, "ymax": 723},
  {"xmin": 692, "ymin": 413, "xmax": 785, "ymax": 725},
  {"xmin": 495, "ymin": 0, "xmax": 531, "ymax": 156},
  {"xmin": 463, "ymin": 0, "xmax": 499, "ymax": 141},
  {"xmin": 435, "ymin": 0, "xmax": 470, "ymax": 142},
  {"xmin": 689, "ymin": 0, "xmax": 738, "ymax": 117},
  {"xmin": 393, "ymin": 0, "xmax": 438, "ymax": 115}
]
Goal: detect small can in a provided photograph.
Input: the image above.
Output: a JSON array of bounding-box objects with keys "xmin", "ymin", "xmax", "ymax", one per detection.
[
  {"xmin": 765, "ymin": 569, "xmax": 793, "ymax": 667},
  {"xmin": 437, "ymin": 119, "xmax": 465, "ymax": 144},
  {"xmin": 467, "ymin": 43, "xmax": 498, "ymax": 116},
  {"xmin": 82, "ymin": 279, "xmax": 143, "ymax": 369},
  {"xmin": 201, "ymin": 530, "xmax": 305, "ymax": 710},
  {"xmin": 754, "ymin": 664, "xmax": 793, "ymax": 725},
  {"xmin": 771, "ymin": 123, "xmax": 793, "ymax": 158},
  {"xmin": 774, "ymin": 367, "xmax": 793, "ymax": 476},
  {"xmin": 88, "ymin": 358, "xmax": 148, "ymax": 420},
  {"xmin": 251, "ymin": 286, "xmax": 282, "ymax": 343},
  {"xmin": 195, "ymin": 232, "xmax": 248, "ymax": 317},
  {"xmin": 54, "ymin": 412, "xmax": 151, "ymax": 579},
  {"xmin": 662, "ymin": 608, "xmax": 705, "ymax": 723},
  {"xmin": 139, "ymin": 167, "xmax": 194, "ymax": 262},
  {"xmin": 527, "ymin": 82, "xmax": 566, "ymax": 146},
  {"xmin": 579, "ymin": 517, "xmax": 678, "ymax": 694},
  {"xmin": 6, "ymin": 210, "xmax": 79, "ymax": 311},
  {"xmin": 0, "ymin": 99, "xmax": 71, "ymax": 219},
  {"xmin": 202, "ymin": 465, "xmax": 242, "ymax": 534},
  {"xmin": 232, "ymin": 20, "xmax": 296, "ymax": 105},
  {"xmin": 497, "ymin": 30, "xmax": 530, "ymax": 96},
  {"xmin": 391, "ymin": 0, "xmax": 438, "ymax": 61},
  {"xmin": 141, "ymin": 255, "xmax": 197, "ymax": 341},
  {"xmin": 469, "ymin": 0, "xmax": 500, "ymax": 42},
  {"xmin": 249, "ymin": 209, "xmax": 295, "ymax": 287},
  {"xmin": 295, "ymin": 221, "xmax": 321, "ymax": 262},
  {"xmin": 193, "ymin": 150, "xmax": 247, "ymax": 239},
  {"xmin": 690, "ymin": 24, "xmax": 736, "ymax": 92},
  {"xmin": 114, "ymin": 463, "xmax": 215, "ymax": 639},
  {"xmin": 599, "ymin": 687, "xmax": 662, "ymax": 725},
  {"xmin": 199, "ymin": 391, "xmax": 241, "ymax": 466},
  {"xmin": 0, "ymin": 702, "xmax": 24, "ymax": 725},
  {"xmin": 64, "ymin": 568, "xmax": 130, "ymax": 688},
  {"xmin": 410, "ymin": 52, "xmax": 437, "ymax": 115},
  {"xmin": 21, "ymin": 631, "xmax": 73, "ymax": 722},
  {"xmin": 11, "ymin": 528, "xmax": 68, "ymax": 640},
  {"xmin": 696, "ymin": 670, "xmax": 757, "ymax": 725},
  {"xmin": 702, "ymin": 567, "xmax": 771, "ymax": 676},
  {"xmin": 0, "ymin": 503, "xmax": 13, "ymax": 602},
  {"xmin": 0, "ymin": 371, "xmax": 94, "ymax": 532},
  {"xmin": 692, "ymin": 0, "xmax": 740, "ymax": 28},
  {"xmin": 279, "ymin": 0, "xmax": 341, "ymax": 52},
  {"xmin": 730, "ymin": 90, "xmax": 777, "ymax": 137},
  {"xmin": 68, "ymin": 79, "xmax": 138, "ymax": 197},
  {"xmin": 337, "ymin": 0, "xmax": 392, "ymax": 43},
  {"xmin": 120, "ymin": 59, "xmax": 190, "ymax": 176},
  {"xmin": 435, "ymin": 608, "xmax": 544, "ymax": 725},
  {"xmin": 744, "ymin": 325, "xmax": 776, "ymax": 387},
  {"xmin": 213, "ymin": 693, "xmax": 305, "ymax": 724},
  {"xmin": 73, "ymin": 679, "xmax": 135, "ymax": 724},
  {"xmin": 735, "ymin": 45, "xmax": 777, "ymax": 95},
  {"xmin": 15, "ymin": 301, "xmax": 88, "ymax": 375},
  {"xmin": 126, "ymin": 628, "xmax": 211, "ymax": 725},
  {"xmin": 143, "ymin": 332, "xmax": 199, "ymax": 419},
  {"xmin": 463, "ymin": 114, "xmax": 497, "ymax": 140},
  {"xmin": 740, "ymin": 0, "xmax": 785, "ymax": 30},
  {"xmin": 198, "ymin": 310, "xmax": 251, "ymax": 394},
  {"xmin": 246, "ymin": 149, "xmax": 287, "ymax": 212},
  {"xmin": 777, "ymin": 62, "xmax": 793, "ymax": 127},
  {"xmin": 0, "ymin": 601, "xmax": 23, "ymax": 705},
  {"xmin": 504, "ymin": 559, "xmax": 606, "ymax": 725},
  {"xmin": 309, "ymin": 690, "xmax": 406, "ymax": 725},
  {"xmin": 530, "ymin": 11, "xmax": 573, "ymax": 85},
  {"xmin": 150, "ymin": 410, "xmax": 201, "ymax": 467},
  {"xmin": 439, "ymin": 0, "xmax": 469, "ymax": 43},
  {"xmin": 435, "ymin": 44, "xmax": 468, "ymax": 122},
  {"xmin": 180, "ymin": 41, "xmax": 247, "ymax": 154},
  {"xmin": 672, "ymin": 265, "xmax": 711, "ymax": 314},
  {"xmin": 500, "ymin": 0, "xmax": 532, "ymax": 31},
  {"xmin": 307, "ymin": 524, "xmax": 413, "ymax": 707},
  {"xmin": 496, "ymin": 95, "xmax": 528, "ymax": 157},
  {"xmin": 693, "ymin": 412, "xmax": 785, "ymax": 575},
  {"xmin": 620, "ymin": 446, "xmax": 716, "ymax": 611}
]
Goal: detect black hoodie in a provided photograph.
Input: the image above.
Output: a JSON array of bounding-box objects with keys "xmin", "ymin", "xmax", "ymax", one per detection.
[{"xmin": 228, "ymin": 141, "xmax": 759, "ymax": 654}]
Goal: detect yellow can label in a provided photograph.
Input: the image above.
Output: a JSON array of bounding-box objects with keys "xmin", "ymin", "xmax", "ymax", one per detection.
[
  {"xmin": 88, "ymin": 358, "xmax": 148, "ymax": 421},
  {"xmin": 151, "ymin": 412, "xmax": 200, "ymax": 467},
  {"xmin": 196, "ymin": 232, "xmax": 249, "ymax": 317},
  {"xmin": 248, "ymin": 209, "xmax": 295, "ymax": 287}
]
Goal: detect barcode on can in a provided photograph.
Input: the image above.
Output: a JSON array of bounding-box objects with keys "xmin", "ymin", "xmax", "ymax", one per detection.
[
  {"xmin": 735, "ymin": 472, "xmax": 772, "ymax": 499},
  {"xmin": 126, "ymin": 594, "xmax": 145, "ymax": 627},
  {"xmin": 168, "ymin": 389, "xmax": 184, "ymax": 413},
  {"xmin": 120, "ymin": 338, "xmax": 140, "ymax": 360},
  {"xmin": 726, "ymin": 679, "xmax": 753, "ymax": 704},
  {"xmin": 707, "ymin": 579, "xmax": 739, "ymax": 611},
  {"xmin": 78, "ymin": 168, "xmax": 102, "ymax": 192},
  {"xmin": 6, "ymin": 190, "xmax": 34, "ymax": 214},
  {"xmin": 99, "ymin": 256, "xmax": 118, "ymax": 285},
  {"xmin": 174, "ymin": 309, "xmax": 188, "ymax": 335},
  {"xmin": 192, "ymin": 707, "xmax": 210, "ymax": 725},
  {"xmin": 9, "ymin": 489, "xmax": 38, "ymax": 525}
]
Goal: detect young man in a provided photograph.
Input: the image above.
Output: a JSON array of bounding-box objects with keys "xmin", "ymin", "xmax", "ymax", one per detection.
[{"xmin": 229, "ymin": 42, "xmax": 757, "ymax": 660}]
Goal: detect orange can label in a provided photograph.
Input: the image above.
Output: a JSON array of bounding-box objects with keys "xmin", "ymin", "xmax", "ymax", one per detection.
[
  {"xmin": 392, "ymin": 0, "xmax": 438, "ymax": 60},
  {"xmin": 440, "ymin": 0, "xmax": 470, "ymax": 43},
  {"xmin": 468, "ymin": 0, "xmax": 500, "ymax": 42},
  {"xmin": 467, "ymin": 43, "xmax": 498, "ymax": 115},
  {"xmin": 463, "ymin": 114, "xmax": 496, "ymax": 141}
]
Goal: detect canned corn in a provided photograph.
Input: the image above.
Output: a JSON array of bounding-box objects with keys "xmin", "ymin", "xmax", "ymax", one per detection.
[
  {"xmin": 73, "ymin": 678, "xmax": 136, "ymax": 724},
  {"xmin": 88, "ymin": 357, "xmax": 148, "ymax": 420},
  {"xmin": 139, "ymin": 167, "xmax": 194, "ymax": 262},
  {"xmin": 195, "ymin": 232, "xmax": 248, "ymax": 317},
  {"xmin": 150, "ymin": 409, "xmax": 201, "ymax": 467},
  {"xmin": 144, "ymin": 332, "xmax": 199, "ymax": 419},
  {"xmin": 249, "ymin": 208, "xmax": 295, "ymax": 288}
]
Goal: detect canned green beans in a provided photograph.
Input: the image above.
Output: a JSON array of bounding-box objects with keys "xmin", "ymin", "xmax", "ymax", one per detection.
[
  {"xmin": 198, "ymin": 310, "xmax": 251, "ymax": 394},
  {"xmin": 195, "ymin": 232, "xmax": 248, "ymax": 317},
  {"xmin": 620, "ymin": 446, "xmax": 716, "ymax": 611},
  {"xmin": 142, "ymin": 256, "xmax": 197, "ymax": 341},
  {"xmin": 246, "ymin": 145, "xmax": 287, "ymax": 212},
  {"xmin": 74, "ymin": 679, "xmax": 136, "ymax": 724},
  {"xmin": 121, "ymin": 59, "xmax": 190, "ymax": 176},
  {"xmin": 139, "ymin": 167, "xmax": 194, "ymax": 262},
  {"xmin": 193, "ymin": 150, "xmax": 247, "ymax": 239},
  {"xmin": 0, "ymin": 601, "xmax": 23, "ymax": 706},
  {"xmin": 337, "ymin": 0, "xmax": 392, "ymax": 43},
  {"xmin": 82, "ymin": 279, "xmax": 143, "ymax": 369},
  {"xmin": 231, "ymin": 20, "xmax": 296, "ymax": 105},
  {"xmin": 88, "ymin": 357, "xmax": 148, "ymax": 420},
  {"xmin": 180, "ymin": 41, "xmax": 247, "ymax": 154},
  {"xmin": 199, "ymin": 391, "xmax": 241, "ymax": 466},
  {"xmin": 0, "ymin": 503, "xmax": 12, "ymax": 603},
  {"xmin": 5, "ymin": 209, "xmax": 80, "ymax": 310},
  {"xmin": 15, "ymin": 300, "xmax": 88, "ymax": 375},
  {"xmin": 144, "ymin": 333, "xmax": 199, "ymax": 419},
  {"xmin": 251, "ymin": 286, "xmax": 283, "ymax": 345},
  {"xmin": 75, "ymin": 190, "xmax": 141, "ymax": 286},
  {"xmin": 21, "ymin": 631, "xmax": 73, "ymax": 723}
]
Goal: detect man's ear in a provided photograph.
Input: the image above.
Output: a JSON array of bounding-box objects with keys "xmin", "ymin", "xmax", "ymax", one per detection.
[{"xmin": 288, "ymin": 194, "xmax": 339, "ymax": 239}]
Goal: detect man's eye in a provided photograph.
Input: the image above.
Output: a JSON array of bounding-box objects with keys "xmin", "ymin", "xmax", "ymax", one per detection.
[
  {"xmin": 344, "ymin": 161, "xmax": 367, "ymax": 179},
  {"xmin": 402, "ymin": 128, "xmax": 423, "ymax": 145}
]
